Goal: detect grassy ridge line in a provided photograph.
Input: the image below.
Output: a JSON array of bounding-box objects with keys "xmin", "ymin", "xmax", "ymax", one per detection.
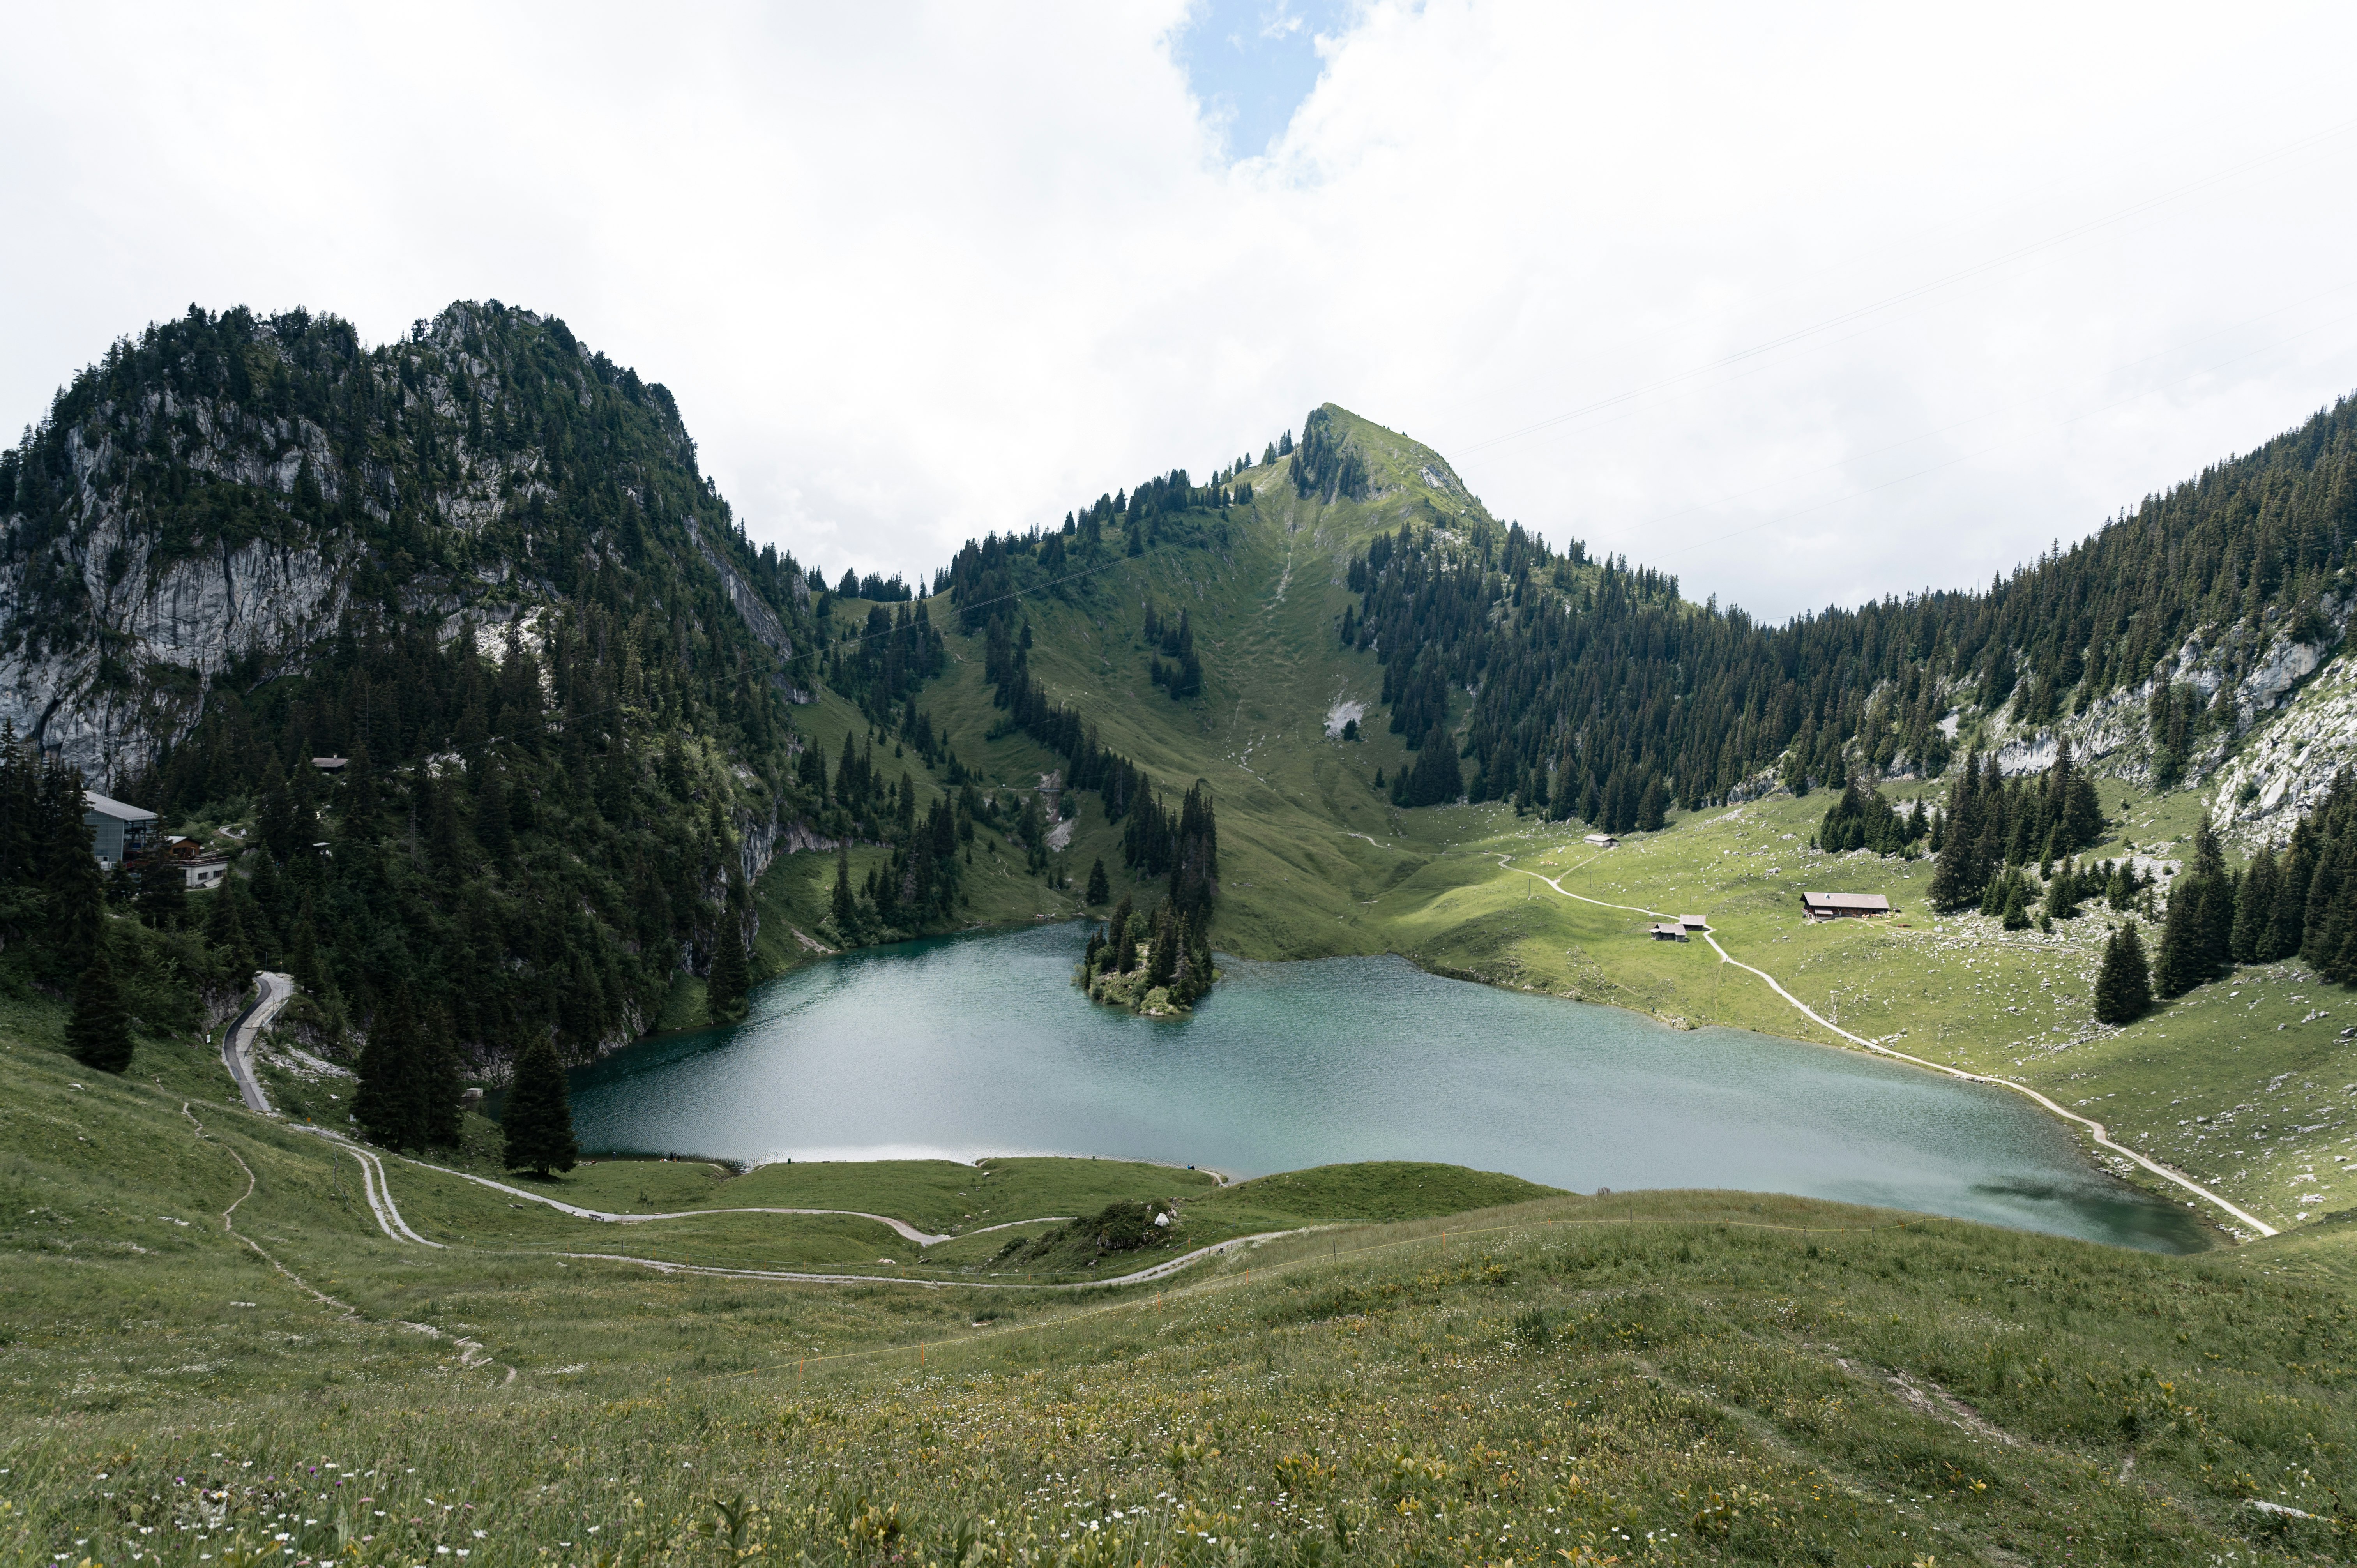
[{"xmin": 691, "ymin": 1197, "xmax": 1956, "ymax": 1383}]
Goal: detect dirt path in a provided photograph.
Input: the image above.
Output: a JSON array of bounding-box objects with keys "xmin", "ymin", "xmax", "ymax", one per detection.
[
  {"xmin": 1496, "ymin": 858, "xmax": 2278, "ymax": 1240},
  {"xmin": 289, "ymin": 1127, "xmax": 442, "ymax": 1247},
  {"xmin": 390, "ymin": 1157, "xmax": 1031, "ymax": 1245},
  {"xmin": 319, "ymin": 1138, "xmax": 1289, "ymax": 1289},
  {"xmin": 555, "ymin": 1229, "xmax": 1304, "ymax": 1291}
]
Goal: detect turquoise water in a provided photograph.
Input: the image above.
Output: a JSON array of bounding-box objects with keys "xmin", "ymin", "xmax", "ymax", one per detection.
[{"xmin": 570, "ymin": 924, "xmax": 2210, "ymax": 1253}]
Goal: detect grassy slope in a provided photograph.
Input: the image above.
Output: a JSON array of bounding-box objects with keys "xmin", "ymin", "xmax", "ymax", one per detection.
[
  {"xmin": 5, "ymin": 1028, "xmax": 2356, "ymax": 1566},
  {"xmin": 733, "ymin": 406, "xmax": 2353, "ymax": 1246}
]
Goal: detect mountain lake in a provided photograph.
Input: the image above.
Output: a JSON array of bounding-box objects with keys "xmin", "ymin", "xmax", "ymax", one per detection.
[{"xmin": 568, "ymin": 922, "xmax": 2212, "ymax": 1253}]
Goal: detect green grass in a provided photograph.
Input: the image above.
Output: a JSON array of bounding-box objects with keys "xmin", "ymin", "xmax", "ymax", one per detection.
[
  {"xmin": 1197, "ymin": 1161, "xmax": 1564, "ymax": 1227},
  {"xmin": 6, "ymin": 1021, "xmax": 2357, "ymax": 1566},
  {"xmin": 785, "ymin": 474, "xmax": 2350, "ymax": 1243}
]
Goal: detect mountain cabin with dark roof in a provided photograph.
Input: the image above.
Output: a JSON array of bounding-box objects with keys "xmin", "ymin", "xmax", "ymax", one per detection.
[{"xmin": 1800, "ymin": 891, "xmax": 1892, "ymax": 920}]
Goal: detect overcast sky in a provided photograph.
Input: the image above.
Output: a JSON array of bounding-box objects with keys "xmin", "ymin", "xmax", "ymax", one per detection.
[{"xmin": 7, "ymin": 2, "xmax": 2357, "ymax": 621}]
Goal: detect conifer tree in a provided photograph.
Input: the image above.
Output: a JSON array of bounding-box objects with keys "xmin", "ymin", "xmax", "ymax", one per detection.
[
  {"xmin": 135, "ymin": 856, "xmax": 187, "ymax": 930},
  {"xmin": 2186, "ymin": 815, "xmax": 2236, "ymax": 979},
  {"xmin": 1146, "ymin": 900, "xmax": 1180, "ymax": 989},
  {"xmin": 1085, "ymin": 857, "xmax": 1110, "ymax": 906},
  {"xmin": 354, "ymin": 986, "xmax": 427, "ymax": 1150},
  {"xmin": 41, "ymin": 791, "xmax": 105, "ymax": 985},
  {"xmin": 205, "ymin": 869, "xmax": 256, "ymax": 987},
  {"xmin": 707, "ymin": 922, "xmax": 748, "ymax": 1022},
  {"xmin": 2093, "ymin": 921, "xmax": 2153, "ymax": 1024},
  {"xmin": 830, "ymin": 843, "xmax": 856, "ymax": 932},
  {"xmin": 421, "ymin": 1005, "xmax": 465, "ymax": 1148},
  {"xmin": 67, "ymin": 937, "xmax": 133, "ymax": 1072},
  {"xmin": 2000, "ymin": 876, "xmax": 2031, "ymax": 931},
  {"xmin": 2231, "ymin": 845, "xmax": 2277, "ymax": 964},
  {"xmin": 2154, "ymin": 876, "xmax": 2208, "ymax": 999},
  {"xmin": 1926, "ymin": 750, "xmax": 1982, "ymax": 911},
  {"xmin": 502, "ymin": 1035, "xmax": 579, "ymax": 1176},
  {"xmin": 1108, "ymin": 893, "xmax": 1136, "ymax": 974}
]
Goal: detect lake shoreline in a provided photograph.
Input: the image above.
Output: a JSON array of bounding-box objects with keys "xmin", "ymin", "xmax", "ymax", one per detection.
[{"xmin": 572, "ymin": 923, "xmax": 2213, "ymax": 1254}]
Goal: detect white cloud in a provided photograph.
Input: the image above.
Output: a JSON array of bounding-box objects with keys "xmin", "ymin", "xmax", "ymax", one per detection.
[{"xmin": 4, "ymin": 1, "xmax": 2355, "ymax": 619}]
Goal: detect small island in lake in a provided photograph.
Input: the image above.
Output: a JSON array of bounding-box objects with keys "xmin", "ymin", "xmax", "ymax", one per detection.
[{"xmin": 1079, "ymin": 889, "xmax": 1218, "ymax": 1016}]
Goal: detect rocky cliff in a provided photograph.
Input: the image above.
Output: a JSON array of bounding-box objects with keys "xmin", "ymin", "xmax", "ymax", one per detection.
[{"xmin": 0, "ymin": 301, "xmax": 810, "ymax": 787}]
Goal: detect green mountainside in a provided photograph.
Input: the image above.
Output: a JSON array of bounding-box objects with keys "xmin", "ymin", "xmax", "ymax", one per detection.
[
  {"xmin": 1, "ymin": 1036, "xmax": 2354, "ymax": 1565},
  {"xmin": 11, "ymin": 305, "xmax": 2357, "ymax": 1560},
  {"xmin": 8, "ymin": 307, "xmax": 2357, "ymax": 1240}
]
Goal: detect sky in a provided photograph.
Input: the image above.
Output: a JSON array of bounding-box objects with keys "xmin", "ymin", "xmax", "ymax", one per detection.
[{"xmin": 5, "ymin": 2, "xmax": 2357, "ymax": 622}]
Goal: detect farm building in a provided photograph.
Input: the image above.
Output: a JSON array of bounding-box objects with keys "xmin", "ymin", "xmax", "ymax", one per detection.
[
  {"xmin": 1800, "ymin": 891, "xmax": 1892, "ymax": 920},
  {"xmin": 1679, "ymin": 914, "xmax": 1709, "ymax": 933},
  {"xmin": 1647, "ymin": 922, "xmax": 1689, "ymax": 941},
  {"xmin": 1583, "ymin": 833, "xmax": 1618, "ymax": 849}
]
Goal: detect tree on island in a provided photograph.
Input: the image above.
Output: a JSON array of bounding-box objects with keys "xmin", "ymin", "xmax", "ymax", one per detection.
[
  {"xmin": 67, "ymin": 936, "xmax": 133, "ymax": 1072},
  {"xmin": 502, "ymin": 1035, "xmax": 579, "ymax": 1176},
  {"xmin": 1106, "ymin": 893, "xmax": 1136, "ymax": 973},
  {"xmin": 1085, "ymin": 857, "xmax": 1109, "ymax": 906},
  {"xmin": 2093, "ymin": 921, "xmax": 2153, "ymax": 1024}
]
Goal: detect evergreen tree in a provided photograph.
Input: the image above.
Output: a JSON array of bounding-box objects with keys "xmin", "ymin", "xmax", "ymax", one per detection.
[
  {"xmin": 1085, "ymin": 857, "xmax": 1110, "ymax": 906},
  {"xmin": 353, "ymin": 986, "xmax": 427, "ymax": 1150},
  {"xmin": 2231, "ymin": 844, "xmax": 2278, "ymax": 964},
  {"xmin": 708, "ymin": 869, "xmax": 751, "ymax": 1025},
  {"xmin": 830, "ymin": 843, "xmax": 856, "ymax": 932},
  {"xmin": 1146, "ymin": 899, "xmax": 1180, "ymax": 989},
  {"xmin": 1108, "ymin": 893, "xmax": 1136, "ymax": 974},
  {"xmin": 41, "ymin": 789, "xmax": 105, "ymax": 985},
  {"xmin": 204, "ymin": 868, "xmax": 256, "ymax": 987},
  {"xmin": 2183, "ymin": 815, "xmax": 2236, "ymax": 980},
  {"xmin": 66, "ymin": 937, "xmax": 133, "ymax": 1072},
  {"xmin": 1926, "ymin": 750, "xmax": 1983, "ymax": 911},
  {"xmin": 2154, "ymin": 877, "xmax": 2209, "ymax": 999},
  {"xmin": 2000, "ymin": 876, "xmax": 2031, "ymax": 931},
  {"xmin": 135, "ymin": 857, "xmax": 188, "ymax": 930},
  {"xmin": 2266, "ymin": 820, "xmax": 2316, "ymax": 961},
  {"xmin": 2092, "ymin": 921, "xmax": 2154, "ymax": 1025},
  {"xmin": 502, "ymin": 1035, "xmax": 579, "ymax": 1176},
  {"xmin": 1636, "ymin": 776, "xmax": 1668, "ymax": 832},
  {"xmin": 421, "ymin": 1006, "xmax": 465, "ymax": 1148}
]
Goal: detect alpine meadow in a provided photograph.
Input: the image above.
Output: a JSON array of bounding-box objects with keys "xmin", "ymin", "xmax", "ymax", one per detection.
[{"xmin": 5, "ymin": 297, "xmax": 2357, "ymax": 1568}]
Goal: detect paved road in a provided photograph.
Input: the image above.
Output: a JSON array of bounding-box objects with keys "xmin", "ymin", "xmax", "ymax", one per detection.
[{"xmin": 220, "ymin": 971, "xmax": 295, "ymax": 1116}]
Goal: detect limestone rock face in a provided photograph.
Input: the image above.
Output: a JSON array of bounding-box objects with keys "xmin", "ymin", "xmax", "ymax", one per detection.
[
  {"xmin": 2208, "ymin": 649, "xmax": 2357, "ymax": 846},
  {"xmin": 2, "ymin": 300, "xmax": 813, "ymax": 788},
  {"xmin": 1977, "ymin": 595, "xmax": 2353, "ymax": 800}
]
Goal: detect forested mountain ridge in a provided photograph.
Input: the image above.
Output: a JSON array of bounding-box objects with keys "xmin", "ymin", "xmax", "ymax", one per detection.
[
  {"xmin": 0, "ymin": 299, "xmax": 815, "ymax": 780},
  {"xmin": 0, "ymin": 302, "xmax": 841, "ymax": 1079},
  {"xmin": 1323, "ymin": 396, "xmax": 2357, "ymax": 837},
  {"xmin": 10, "ymin": 295, "xmax": 2357, "ymax": 1099}
]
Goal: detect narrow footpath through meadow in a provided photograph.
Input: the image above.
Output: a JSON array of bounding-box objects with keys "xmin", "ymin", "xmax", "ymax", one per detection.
[{"xmin": 1494, "ymin": 856, "xmax": 2278, "ymax": 1240}]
